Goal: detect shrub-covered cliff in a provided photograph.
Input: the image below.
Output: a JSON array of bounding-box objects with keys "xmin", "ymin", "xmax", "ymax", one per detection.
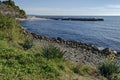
[{"xmin": 0, "ymin": 0, "xmax": 26, "ymax": 18}]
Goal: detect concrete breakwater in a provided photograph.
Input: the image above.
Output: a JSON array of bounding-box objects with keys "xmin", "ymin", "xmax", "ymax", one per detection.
[{"xmin": 48, "ymin": 18, "xmax": 104, "ymax": 21}]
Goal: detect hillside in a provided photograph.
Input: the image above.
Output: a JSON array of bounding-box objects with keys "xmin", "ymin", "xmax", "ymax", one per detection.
[{"xmin": 0, "ymin": 1, "xmax": 26, "ymax": 18}]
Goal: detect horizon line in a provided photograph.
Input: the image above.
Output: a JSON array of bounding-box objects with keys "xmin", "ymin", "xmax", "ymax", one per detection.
[{"xmin": 27, "ymin": 14, "xmax": 120, "ymax": 16}]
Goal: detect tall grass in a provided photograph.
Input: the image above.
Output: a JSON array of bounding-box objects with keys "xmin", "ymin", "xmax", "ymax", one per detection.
[
  {"xmin": 42, "ymin": 46, "xmax": 64, "ymax": 59},
  {"xmin": 99, "ymin": 53, "xmax": 120, "ymax": 80},
  {"xmin": 0, "ymin": 13, "xmax": 25, "ymax": 46}
]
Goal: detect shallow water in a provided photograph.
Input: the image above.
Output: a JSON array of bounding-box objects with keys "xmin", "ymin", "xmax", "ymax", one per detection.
[{"xmin": 20, "ymin": 16, "xmax": 120, "ymax": 51}]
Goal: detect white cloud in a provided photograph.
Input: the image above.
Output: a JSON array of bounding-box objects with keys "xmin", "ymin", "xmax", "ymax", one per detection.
[
  {"xmin": 24, "ymin": 6, "xmax": 120, "ymax": 16},
  {"xmin": 107, "ymin": 5, "xmax": 120, "ymax": 9}
]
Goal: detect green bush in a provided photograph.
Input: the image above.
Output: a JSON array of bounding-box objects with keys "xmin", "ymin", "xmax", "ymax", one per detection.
[
  {"xmin": 99, "ymin": 61, "xmax": 120, "ymax": 79},
  {"xmin": 42, "ymin": 46, "xmax": 64, "ymax": 59},
  {"xmin": 23, "ymin": 40, "xmax": 33, "ymax": 50}
]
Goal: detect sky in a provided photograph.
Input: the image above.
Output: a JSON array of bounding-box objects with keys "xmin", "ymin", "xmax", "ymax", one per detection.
[{"xmin": 14, "ymin": 0, "xmax": 120, "ymax": 16}]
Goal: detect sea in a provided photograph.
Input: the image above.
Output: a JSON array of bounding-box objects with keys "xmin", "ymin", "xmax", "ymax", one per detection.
[{"xmin": 20, "ymin": 16, "xmax": 120, "ymax": 51}]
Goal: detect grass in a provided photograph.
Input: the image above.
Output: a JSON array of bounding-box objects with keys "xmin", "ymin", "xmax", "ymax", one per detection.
[
  {"xmin": 0, "ymin": 47, "xmax": 62, "ymax": 79},
  {"xmin": 72, "ymin": 64, "xmax": 99, "ymax": 76},
  {"xmin": 42, "ymin": 46, "xmax": 64, "ymax": 59}
]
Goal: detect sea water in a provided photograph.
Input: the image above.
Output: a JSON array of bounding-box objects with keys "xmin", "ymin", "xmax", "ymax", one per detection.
[{"xmin": 20, "ymin": 16, "xmax": 120, "ymax": 51}]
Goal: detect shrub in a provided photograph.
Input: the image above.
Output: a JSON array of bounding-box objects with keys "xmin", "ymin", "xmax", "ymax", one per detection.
[
  {"xmin": 99, "ymin": 54, "xmax": 120, "ymax": 80},
  {"xmin": 99, "ymin": 61, "xmax": 120, "ymax": 79},
  {"xmin": 42, "ymin": 46, "xmax": 64, "ymax": 59},
  {"xmin": 23, "ymin": 40, "xmax": 33, "ymax": 50}
]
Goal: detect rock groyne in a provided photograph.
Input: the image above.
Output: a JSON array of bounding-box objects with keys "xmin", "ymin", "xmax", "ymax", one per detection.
[{"xmin": 49, "ymin": 18, "xmax": 104, "ymax": 21}]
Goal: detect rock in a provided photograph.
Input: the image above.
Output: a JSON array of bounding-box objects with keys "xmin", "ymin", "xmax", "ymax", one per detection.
[
  {"xmin": 50, "ymin": 18, "xmax": 104, "ymax": 21},
  {"xmin": 102, "ymin": 48, "xmax": 117, "ymax": 55},
  {"xmin": 57, "ymin": 37, "xmax": 63, "ymax": 42}
]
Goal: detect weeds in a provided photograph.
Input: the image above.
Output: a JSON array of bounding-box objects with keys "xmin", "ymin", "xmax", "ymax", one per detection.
[
  {"xmin": 99, "ymin": 53, "xmax": 120, "ymax": 80},
  {"xmin": 42, "ymin": 46, "xmax": 64, "ymax": 59},
  {"xmin": 23, "ymin": 39, "xmax": 33, "ymax": 50}
]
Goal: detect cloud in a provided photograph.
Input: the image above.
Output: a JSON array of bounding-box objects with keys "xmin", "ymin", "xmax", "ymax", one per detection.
[
  {"xmin": 107, "ymin": 5, "xmax": 120, "ymax": 9},
  {"xmin": 24, "ymin": 6, "xmax": 120, "ymax": 16}
]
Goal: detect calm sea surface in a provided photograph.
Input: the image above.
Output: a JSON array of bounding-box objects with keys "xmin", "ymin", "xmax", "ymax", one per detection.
[{"xmin": 20, "ymin": 16, "xmax": 120, "ymax": 51}]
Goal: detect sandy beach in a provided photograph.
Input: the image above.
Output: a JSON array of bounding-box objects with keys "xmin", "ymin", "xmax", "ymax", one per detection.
[{"xmin": 16, "ymin": 16, "xmax": 51, "ymax": 21}]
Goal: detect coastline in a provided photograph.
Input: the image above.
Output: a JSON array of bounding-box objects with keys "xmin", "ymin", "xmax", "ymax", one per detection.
[
  {"xmin": 16, "ymin": 16, "xmax": 51, "ymax": 21},
  {"xmin": 23, "ymin": 29, "xmax": 120, "ymax": 66},
  {"xmin": 16, "ymin": 16, "xmax": 104, "ymax": 21},
  {"xmin": 18, "ymin": 16, "xmax": 119, "ymax": 54},
  {"xmin": 30, "ymin": 31, "xmax": 118, "ymax": 54}
]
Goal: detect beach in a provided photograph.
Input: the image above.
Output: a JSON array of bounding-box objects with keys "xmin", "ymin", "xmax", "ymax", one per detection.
[
  {"xmin": 16, "ymin": 16, "xmax": 51, "ymax": 21},
  {"xmin": 24, "ymin": 31, "xmax": 120, "ymax": 66}
]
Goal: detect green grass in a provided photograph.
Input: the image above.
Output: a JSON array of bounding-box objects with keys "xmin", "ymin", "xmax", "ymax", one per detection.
[
  {"xmin": 0, "ymin": 47, "xmax": 63, "ymax": 80},
  {"xmin": 42, "ymin": 46, "xmax": 64, "ymax": 59},
  {"xmin": 72, "ymin": 64, "xmax": 99, "ymax": 76},
  {"xmin": 0, "ymin": 14, "xmax": 69, "ymax": 79}
]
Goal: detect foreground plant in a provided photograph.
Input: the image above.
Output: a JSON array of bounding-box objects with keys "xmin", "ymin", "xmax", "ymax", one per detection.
[
  {"xmin": 42, "ymin": 46, "xmax": 64, "ymax": 59},
  {"xmin": 99, "ymin": 53, "xmax": 120, "ymax": 80}
]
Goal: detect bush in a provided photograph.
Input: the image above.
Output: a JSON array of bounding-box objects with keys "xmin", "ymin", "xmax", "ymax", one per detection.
[
  {"xmin": 99, "ymin": 60, "xmax": 120, "ymax": 79},
  {"xmin": 23, "ymin": 40, "xmax": 33, "ymax": 50},
  {"xmin": 42, "ymin": 46, "xmax": 64, "ymax": 59},
  {"xmin": 99, "ymin": 62, "xmax": 120, "ymax": 78}
]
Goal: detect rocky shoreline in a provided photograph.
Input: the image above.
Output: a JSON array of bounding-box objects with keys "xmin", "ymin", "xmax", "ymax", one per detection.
[
  {"xmin": 30, "ymin": 32, "xmax": 118, "ymax": 55},
  {"xmin": 23, "ymin": 30, "xmax": 120, "ymax": 66}
]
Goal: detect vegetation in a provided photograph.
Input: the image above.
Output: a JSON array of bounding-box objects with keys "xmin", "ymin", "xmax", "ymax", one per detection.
[
  {"xmin": 99, "ymin": 54, "xmax": 120, "ymax": 80},
  {"xmin": 0, "ymin": 14, "xmax": 104, "ymax": 80},
  {"xmin": 23, "ymin": 39, "xmax": 33, "ymax": 50},
  {"xmin": 0, "ymin": 4, "xmax": 120, "ymax": 79},
  {"xmin": 0, "ymin": 0, "xmax": 26, "ymax": 18},
  {"xmin": 2, "ymin": 0, "xmax": 14, "ymax": 6},
  {"xmin": 42, "ymin": 46, "xmax": 64, "ymax": 59}
]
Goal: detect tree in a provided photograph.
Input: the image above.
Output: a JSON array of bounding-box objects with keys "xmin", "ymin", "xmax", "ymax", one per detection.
[
  {"xmin": 7, "ymin": 0, "xmax": 13, "ymax": 4},
  {"xmin": 2, "ymin": 0, "xmax": 14, "ymax": 5}
]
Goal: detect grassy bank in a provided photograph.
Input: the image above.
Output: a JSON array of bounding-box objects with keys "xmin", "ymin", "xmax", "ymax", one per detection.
[{"xmin": 0, "ymin": 14, "xmax": 120, "ymax": 80}]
